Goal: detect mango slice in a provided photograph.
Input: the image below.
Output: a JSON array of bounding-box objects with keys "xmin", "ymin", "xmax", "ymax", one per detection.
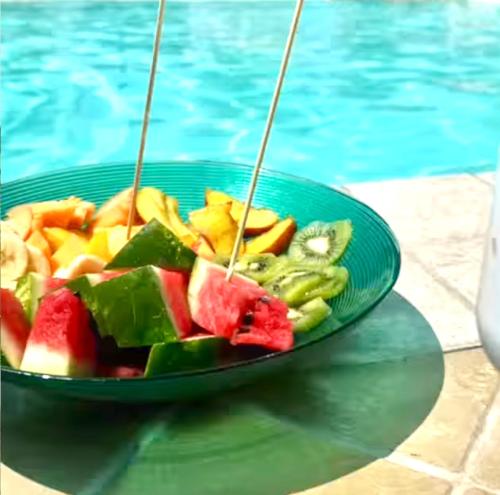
[
  {"xmin": 189, "ymin": 204, "xmax": 243, "ymax": 257},
  {"xmin": 191, "ymin": 235, "xmax": 216, "ymax": 260},
  {"xmin": 51, "ymin": 233, "xmax": 89, "ymax": 271},
  {"xmin": 98, "ymin": 226, "xmax": 144, "ymax": 258},
  {"xmin": 230, "ymin": 203, "xmax": 279, "ymax": 235},
  {"xmin": 245, "ymin": 218, "xmax": 297, "ymax": 255},
  {"xmin": 86, "ymin": 230, "xmax": 112, "ymax": 262},
  {"xmin": 31, "ymin": 197, "xmax": 95, "ymax": 230},
  {"xmin": 205, "ymin": 189, "xmax": 278, "ymax": 235},
  {"xmin": 136, "ymin": 187, "xmax": 171, "ymax": 229},
  {"xmin": 136, "ymin": 187, "xmax": 197, "ymax": 247},
  {"xmin": 71, "ymin": 201, "xmax": 95, "ymax": 228},
  {"xmin": 92, "ymin": 188, "xmax": 135, "ymax": 229},
  {"xmin": 205, "ymin": 190, "xmax": 233, "ymax": 206},
  {"xmin": 26, "ymin": 230, "xmax": 52, "ymax": 259},
  {"xmin": 32, "ymin": 200, "xmax": 74, "ymax": 229},
  {"xmin": 43, "ymin": 227, "xmax": 72, "ymax": 252},
  {"xmin": 165, "ymin": 196, "xmax": 198, "ymax": 246}
]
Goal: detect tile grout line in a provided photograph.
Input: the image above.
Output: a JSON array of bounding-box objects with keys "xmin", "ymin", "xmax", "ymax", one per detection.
[
  {"xmin": 386, "ymin": 452, "xmax": 461, "ymax": 484},
  {"xmin": 459, "ymin": 382, "xmax": 500, "ymax": 490},
  {"xmin": 459, "ymin": 379, "xmax": 500, "ymax": 468},
  {"xmin": 451, "ymin": 480, "xmax": 500, "ymax": 495},
  {"xmin": 468, "ymin": 173, "xmax": 495, "ymax": 189},
  {"xmin": 385, "ymin": 354, "xmax": 499, "ymax": 492},
  {"xmin": 443, "ymin": 344, "xmax": 483, "ymax": 355}
]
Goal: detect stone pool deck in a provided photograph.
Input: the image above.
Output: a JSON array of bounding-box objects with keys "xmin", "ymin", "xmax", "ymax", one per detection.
[{"xmin": 2, "ymin": 172, "xmax": 499, "ymax": 495}]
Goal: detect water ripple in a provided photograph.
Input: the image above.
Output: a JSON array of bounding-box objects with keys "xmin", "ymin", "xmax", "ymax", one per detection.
[{"xmin": 2, "ymin": 0, "xmax": 500, "ymax": 183}]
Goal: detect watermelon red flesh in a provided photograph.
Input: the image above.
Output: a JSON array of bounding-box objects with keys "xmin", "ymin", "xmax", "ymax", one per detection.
[
  {"xmin": 188, "ymin": 258, "xmax": 294, "ymax": 351},
  {"xmin": 20, "ymin": 288, "xmax": 97, "ymax": 376},
  {"xmin": 232, "ymin": 297, "xmax": 293, "ymax": 351},
  {"xmin": 46, "ymin": 278, "xmax": 68, "ymax": 291},
  {"xmin": 196, "ymin": 271, "xmax": 266, "ymax": 339},
  {"xmin": 97, "ymin": 364, "xmax": 144, "ymax": 378},
  {"xmin": 155, "ymin": 269, "xmax": 192, "ymax": 338},
  {"xmin": 0, "ymin": 289, "xmax": 31, "ymax": 368},
  {"xmin": 15, "ymin": 273, "xmax": 68, "ymax": 323}
]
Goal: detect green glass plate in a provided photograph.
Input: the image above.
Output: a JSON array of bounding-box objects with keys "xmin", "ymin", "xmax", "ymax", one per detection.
[
  {"xmin": 0, "ymin": 161, "xmax": 400, "ymax": 402},
  {"xmin": 2, "ymin": 293, "xmax": 444, "ymax": 495}
]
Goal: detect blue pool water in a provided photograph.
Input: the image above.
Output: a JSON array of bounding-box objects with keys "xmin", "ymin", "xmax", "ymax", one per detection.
[{"xmin": 2, "ymin": 0, "xmax": 500, "ymax": 184}]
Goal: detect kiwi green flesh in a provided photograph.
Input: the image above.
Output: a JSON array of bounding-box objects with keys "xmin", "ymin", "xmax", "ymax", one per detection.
[
  {"xmin": 264, "ymin": 271, "xmax": 325, "ymax": 307},
  {"xmin": 298, "ymin": 266, "xmax": 349, "ymax": 305},
  {"xmin": 235, "ymin": 255, "xmax": 293, "ymax": 284},
  {"xmin": 289, "ymin": 220, "xmax": 353, "ymax": 265},
  {"xmin": 288, "ymin": 297, "xmax": 332, "ymax": 333},
  {"xmin": 233, "ymin": 254, "xmax": 278, "ymax": 283}
]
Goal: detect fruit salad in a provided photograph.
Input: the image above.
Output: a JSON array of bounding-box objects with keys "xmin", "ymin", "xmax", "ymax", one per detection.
[{"xmin": 0, "ymin": 188, "xmax": 352, "ymax": 378}]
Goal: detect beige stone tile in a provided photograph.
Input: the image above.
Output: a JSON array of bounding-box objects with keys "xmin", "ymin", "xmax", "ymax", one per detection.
[
  {"xmin": 463, "ymin": 488, "xmax": 496, "ymax": 495},
  {"xmin": 408, "ymin": 236, "xmax": 487, "ymax": 305},
  {"xmin": 0, "ymin": 465, "xmax": 65, "ymax": 495},
  {"xmin": 348, "ymin": 174, "xmax": 493, "ymax": 348},
  {"xmin": 397, "ymin": 349, "xmax": 499, "ymax": 472},
  {"xmin": 396, "ymin": 252, "xmax": 479, "ymax": 349},
  {"xmin": 474, "ymin": 172, "xmax": 496, "ymax": 186},
  {"xmin": 348, "ymin": 175, "xmax": 492, "ymax": 247},
  {"xmin": 469, "ymin": 389, "xmax": 500, "ymax": 490},
  {"xmin": 295, "ymin": 460, "xmax": 452, "ymax": 494}
]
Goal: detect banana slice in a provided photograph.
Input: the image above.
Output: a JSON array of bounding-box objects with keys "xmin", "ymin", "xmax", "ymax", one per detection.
[
  {"xmin": 56, "ymin": 254, "xmax": 106, "ymax": 279},
  {"xmin": 26, "ymin": 245, "xmax": 51, "ymax": 276},
  {"xmin": 1, "ymin": 221, "xmax": 18, "ymax": 237},
  {"xmin": 6, "ymin": 205, "xmax": 33, "ymax": 240},
  {"xmin": 1, "ymin": 230, "xmax": 28, "ymax": 288}
]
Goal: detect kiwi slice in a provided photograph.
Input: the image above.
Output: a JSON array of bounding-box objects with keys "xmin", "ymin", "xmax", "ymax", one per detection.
[
  {"xmin": 301, "ymin": 266, "xmax": 349, "ymax": 303},
  {"xmin": 264, "ymin": 269, "xmax": 325, "ymax": 307},
  {"xmin": 233, "ymin": 254, "xmax": 279, "ymax": 283},
  {"xmin": 265, "ymin": 264, "xmax": 349, "ymax": 307},
  {"xmin": 288, "ymin": 297, "xmax": 332, "ymax": 333},
  {"xmin": 213, "ymin": 254, "xmax": 290, "ymax": 284},
  {"xmin": 289, "ymin": 220, "xmax": 352, "ymax": 265}
]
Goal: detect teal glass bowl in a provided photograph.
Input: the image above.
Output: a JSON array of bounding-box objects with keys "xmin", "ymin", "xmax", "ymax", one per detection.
[{"xmin": 0, "ymin": 161, "xmax": 400, "ymax": 402}]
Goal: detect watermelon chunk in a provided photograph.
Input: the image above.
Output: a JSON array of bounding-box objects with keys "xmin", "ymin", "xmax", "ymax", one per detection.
[
  {"xmin": 144, "ymin": 336, "xmax": 230, "ymax": 377},
  {"xmin": 65, "ymin": 270, "xmax": 128, "ymax": 310},
  {"xmin": 97, "ymin": 364, "xmax": 144, "ymax": 378},
  {"xmin": 90, "ymin": 266, "xmax": 192, "ymax": 347},
  {"xmin": 20, "ymin": 288, "xmax": 97, "ymax": 376},
  {"xmin": 188, "ymin": 258, "xmax": 293, "ymax": 351},
  {"xmin": 15, "ymin": 273, "xmax": 67, "ymax": 323},
  {"xmin": 0, "ymin": 289, "xmax": 31, "ymax": 368},
  {"xmin": 106, "ymin": 219, "xmax": 195, "ymax": 272}
]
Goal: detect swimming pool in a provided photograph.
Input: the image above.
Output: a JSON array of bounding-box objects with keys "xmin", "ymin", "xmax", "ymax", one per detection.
[{"xmin": 2, "ymin": 0, "xmax": 500, "ymax": 184}]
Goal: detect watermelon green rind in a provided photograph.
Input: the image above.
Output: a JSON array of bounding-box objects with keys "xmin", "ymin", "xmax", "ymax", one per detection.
[
  {"xmin": 0, "ymin": 352, "xmax": 9, "ymax": 367},
  {"xmin": 153, "ymin": 268, "xmax": 192, "ymax": 339},
  {"xmin": 106, "ymin": 219, "xmax": 195, "ymax": 271},
  {"xmin": 144, "ymin": 336, "xmax": 231, "ymax": 377},
  {"xmin": 21, "ymin": 344, "xmax": 95, "ymax": 377},
  {"xmin": 65, "ymin": 276, "xmax": 96, "ymax": 310},
  {"xmin": 15, "ymin": 273, "xmax": 46, "ymax": 323},
  {"xmin": 91, "ymin": 266, "xmax": 180, "ymax": 347}
]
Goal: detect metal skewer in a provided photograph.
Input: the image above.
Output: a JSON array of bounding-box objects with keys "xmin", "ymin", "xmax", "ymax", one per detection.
[
  {"xmin": 127, "ymin": 0, "xmax": 168, "ymax": 239},
  {"xmin": 225, "ymin": 0, "xmax": 305, "ymax": 280}
]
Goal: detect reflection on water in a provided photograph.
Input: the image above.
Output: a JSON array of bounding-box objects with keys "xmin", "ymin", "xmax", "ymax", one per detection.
[
  {"xmin": 2, "ymin": 0, "xmax": 500, "ymax": 183},
  {"xmin": 2, "ymin": 292, "xmax": 444, "ymax": 495}
]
